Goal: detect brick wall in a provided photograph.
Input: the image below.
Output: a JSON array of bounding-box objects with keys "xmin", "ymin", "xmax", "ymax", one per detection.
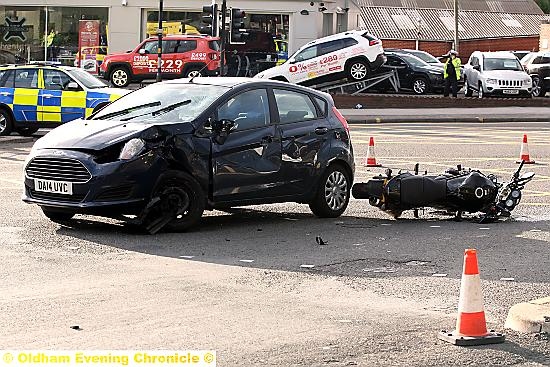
[
  {"xmin": 380, "ymin": 37, "xmax": 540, "ymax": 60},
  {"xmin": 541, "ymin": 23, "xmax": 550, "ymax": 51}
]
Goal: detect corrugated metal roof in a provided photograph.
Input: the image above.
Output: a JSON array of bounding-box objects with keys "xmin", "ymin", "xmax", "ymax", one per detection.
[
  {"xmin": 359, "ymin": 7, "xmax": 549, "ymax": 40},
  {"xmin": 356, "ymin": 0, "xmax": 544, "ymax": 14}
]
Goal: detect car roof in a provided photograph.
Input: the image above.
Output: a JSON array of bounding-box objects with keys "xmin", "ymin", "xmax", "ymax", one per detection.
[
  {"xmin": 476, "ymin": 51, "xmax": 517, "ymax": 59},
  {"xmin": 302, "ymin": 29, "xmax": 370, "ymax": 47},
  {"xmin": 144, "ymin": 34, "xmax": 218, "ymax": 41}
]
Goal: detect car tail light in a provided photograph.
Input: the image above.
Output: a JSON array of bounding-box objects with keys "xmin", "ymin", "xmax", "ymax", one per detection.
[
  {"xmin": 369, "ymin": 39, "xmax": 380, "ymax": 46},
  {"xmin": 332, "ymin": 106, "xmax": 349, "ymax": 134},
  {"xmin": 209, "ymin": 52, "xmax": 219, "ymax": 60}
]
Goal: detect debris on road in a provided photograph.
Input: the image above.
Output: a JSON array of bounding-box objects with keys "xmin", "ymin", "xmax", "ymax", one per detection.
[{"xmin": 316, "ymin": 236, "xmax": 328, "ymax": 246}]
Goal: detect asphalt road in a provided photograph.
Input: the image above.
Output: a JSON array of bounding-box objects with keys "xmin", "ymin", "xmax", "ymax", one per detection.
[{"xmin": 0, "ymin": 122, "xmax": 549, "ymax": 366}]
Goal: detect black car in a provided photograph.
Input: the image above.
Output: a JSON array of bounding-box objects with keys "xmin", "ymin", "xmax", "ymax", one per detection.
[
  {"xmin": 377, "ymin": 51, "xmax": 445, "ymax": 94},
  {"xmin": 523, "ymin": 51, "xmax": 550, "ymax": 97},
  {"xmin": 22, "ymin": 78, "xmax": 354, "ymax": 233}
]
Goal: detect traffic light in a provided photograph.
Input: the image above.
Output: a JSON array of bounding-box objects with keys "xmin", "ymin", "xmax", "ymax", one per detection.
[
  {"xmin": 200, "ymin": 4, "xmax": 218, "ymax": 36},
  {"xmin": 229, "ymin": 8, "xmax": 249, "ymax": 43}
]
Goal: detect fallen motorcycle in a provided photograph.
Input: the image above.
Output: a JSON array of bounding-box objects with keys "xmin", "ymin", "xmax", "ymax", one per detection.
[{"xmin": 352, "ymin": 161, "xmax": 535, "ymax": 223}]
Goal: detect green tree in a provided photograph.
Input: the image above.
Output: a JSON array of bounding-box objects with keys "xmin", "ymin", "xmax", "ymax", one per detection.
[{"xmin": 535, "ymin": 0, "xmax": 550, "ymax": 13}]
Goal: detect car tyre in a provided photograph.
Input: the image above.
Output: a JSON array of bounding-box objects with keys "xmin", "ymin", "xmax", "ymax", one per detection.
[
  {"xmin": 478, "ymin": 82, "xmax": 484, "ymax": 98},
  {"xmin": 346, "ymin": 59, "xmax": 370, "ymax": 82},
  {"xmin": 110, "ymin": 66, "xmax": 131, "ymax": 88},
  {"xmin": 412, "ymin": 77, "xmax": 429, "ymax": 95},
  {"xmin": 0, "ymin": 108, "xmax": 14, "ymax": 136},
  {"xmin": 148, "ymin": 171, "xmax": 205, "ymax": 232},
  {"xmin": 16, "ymin": 127, "xmax": 39, "ymax": 136},
  {"xmin": 309, "ymin": 163, "xmax": 351, "ymax": 218},
  {"xmin": 531, "ymin": 75, "xmax": 543, "ymax": 97},
  {"xmin": 184, "ymin": 68, "xmax": 203, "ymax": 78},
  {"xmin": 464, "ymin": 78, "xmax": 473, "ymax": 97},
  {"xmin": 42, "ymin": 208, "xmax": 75, "ymax": 223}
]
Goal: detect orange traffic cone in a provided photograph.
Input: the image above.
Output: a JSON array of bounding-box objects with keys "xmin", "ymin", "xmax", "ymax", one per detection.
[
  {"xmin": 438, "ymin": 249, "xmax": 505, "ymax": 346},
  {"xmin": 517, "ymin": 134, "xmax": 535, "ymax": 164},
  {"xmin": 363, "ymin": 137, "xmax": 382, "ymax": 167}
]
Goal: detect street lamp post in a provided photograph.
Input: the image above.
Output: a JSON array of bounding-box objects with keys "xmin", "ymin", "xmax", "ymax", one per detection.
[
  {"xmin": 454, "ymin": 0, "xmax": 459, "ymax": 53},
  {"xmin": 156, "ymin": 0, "xmax": 164, "ymax": 82}
]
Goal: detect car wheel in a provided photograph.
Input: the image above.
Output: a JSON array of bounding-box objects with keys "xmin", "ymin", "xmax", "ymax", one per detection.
[
  {"xmin": 16, "ymin": 127, "xmax": 39, "ymax": 137},
  {"xmin": 464, "ymin": 78, "xmax": 473, "ymax": 97},
  {"xmin": 110, "ymin": 66, "xmax": 131, "ymax": 87},
  {"xmin": 531, "ymin": 76, "xmax": 542, "ymax": 97},
  {"xmin": 0, "ymin": 108, "xmax": 14, "ymax": 136},
  {"xmin": 41, "ymin": 208, "xmax": 75, "ymax": 223},
  {"xmin": 184, "ymin": 68, "xmax": 203, "ymax": 78},
  {"xmin": 346, "ymin": 59, "xmax": 370, "ymax": 81},
  {"xmin": 147, "ymin": 171, "xmax": 205, "ymax": 232},
  {"xmin": 412, "ymin": 77, "xmax": 429, "ymax": 95},
  {"xmin": 478, "ymin": 82, "xmax": 484, "ymax": 98},
  {"xmin": 309, "ymin": 164, "xmax": 351, "ymax": 218}
]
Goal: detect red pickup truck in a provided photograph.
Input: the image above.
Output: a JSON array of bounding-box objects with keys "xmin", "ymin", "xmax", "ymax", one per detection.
[{"xmin": 99, "ymin": 34, "xmax": 221, "ymax": 87}]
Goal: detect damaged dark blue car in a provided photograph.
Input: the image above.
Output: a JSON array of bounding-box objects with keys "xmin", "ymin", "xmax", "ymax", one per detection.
[{"xmin": 22, "ymin": 78, "xmax": 354, "ymax": 233}]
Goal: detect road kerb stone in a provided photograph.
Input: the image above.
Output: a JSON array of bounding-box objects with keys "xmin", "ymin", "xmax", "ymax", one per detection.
[
  {"xmin": 0, "ymin": 136, "xmax": 34, "ymax": 144},
  {"xmin": 504, "ymin": 297, "xmax": 550, "ymax": 333}
]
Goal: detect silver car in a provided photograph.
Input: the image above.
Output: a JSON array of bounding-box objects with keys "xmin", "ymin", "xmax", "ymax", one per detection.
[{"xmin": 463, "ymin": 51, "xmax": 532, "ymax": 98}]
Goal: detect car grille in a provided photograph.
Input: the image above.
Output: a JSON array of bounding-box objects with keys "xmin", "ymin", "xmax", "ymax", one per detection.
[
  {"xmin": 498, "ymin": 80, "xmax": 522, "ymax": 87},
  {"xmin": 28, "ymin": 189, "xmax": 86, "ymax": 203},
  {"xmin": 26, "ymin": 157, "xmax": 91, "ymax": 183}
]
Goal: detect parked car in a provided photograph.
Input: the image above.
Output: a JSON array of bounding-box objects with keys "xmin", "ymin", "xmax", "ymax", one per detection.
[
  {"xmin": 0, "ymin": 63, "xmax": 129, "ymax": 136},
  {"xmin": 22, "ymin": 78, "xmax": 354, "ymax": 232},
  {"xmin": 385, "ymin": 48, "xmax": 443, "ymax": 67},
  {"xmin": 519, "ymin": 52, "xmax": 537, "ymax": 71},
  {"xmin": 375, "ymin": 51, "xmax": 444, "ymax": 94},
  {"xmin": 463, "ymin": 51, "xmax": 532, "ymax": 98},
  {"xmin": 255, "ymin": 30, "xmax": 386, "ymax": 86},
  {"xmin": 511, "ymin": 50, "xmax": 532, "ymax": 62},
  {"xmin": 99, "ymin": 34, "xmax": 221, "ymax": 87},
  {"xmin": 522, "ymin": 51, "xmax": 550, "ymax": 97}
]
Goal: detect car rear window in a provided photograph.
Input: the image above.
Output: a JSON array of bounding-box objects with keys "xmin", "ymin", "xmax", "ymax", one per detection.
[{"xmin": 361, "ymin": 33, "xmax": 378, "ymax": 41}]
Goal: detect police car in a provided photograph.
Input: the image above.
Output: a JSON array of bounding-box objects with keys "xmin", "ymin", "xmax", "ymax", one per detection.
[
  {"xmin": 0, "ymin": 63, "xmax": 130, "ymax": 136},
  {"xmin": 255, "ymin": 30, "xmax": 386, "ymax": 86}
]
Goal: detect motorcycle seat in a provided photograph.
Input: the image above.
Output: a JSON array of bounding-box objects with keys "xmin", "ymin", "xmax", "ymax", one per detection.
[{"xmin": 400, "ymin": 176, "xmax": 447, "ymax": 206}]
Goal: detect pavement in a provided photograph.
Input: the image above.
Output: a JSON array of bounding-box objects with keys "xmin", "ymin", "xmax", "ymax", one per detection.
[{"xmin": 341, "ymin": 107, "xmax": 550, "ymax": 124}]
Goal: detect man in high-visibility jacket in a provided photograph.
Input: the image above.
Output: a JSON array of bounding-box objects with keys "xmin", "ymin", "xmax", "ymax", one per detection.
[{"xmin": 443, "ymin": 49, "xmax": 461, "ymax": 98}]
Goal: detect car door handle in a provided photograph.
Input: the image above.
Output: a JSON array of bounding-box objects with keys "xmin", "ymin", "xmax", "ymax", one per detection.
[
  {"xmin": 261, "ymin": 136, "xmax": 273, "ymax": 145},
  {"xmin": 315, "ymin": 127, "xmax": 329, "ymax": 135}
]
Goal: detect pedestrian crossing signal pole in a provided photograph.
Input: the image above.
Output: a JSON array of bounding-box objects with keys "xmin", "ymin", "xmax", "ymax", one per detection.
[
  {"xmin": 454, "ymin": 0, "xmax": 459, "ymax": 54},
  {"xmin": 156, "ymin": 0, "xmax": 164, "ymax": 82}
]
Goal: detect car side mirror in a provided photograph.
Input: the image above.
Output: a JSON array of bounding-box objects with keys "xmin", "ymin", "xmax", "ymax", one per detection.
[
  {"xmin": 138, "ymin": 49, "xmax": 148, "ymax": 55},
  {"xmin": 473, "ymin": 65, "xmax": 481, "ymax": 71},
  {"xmin": 212, "ymin": 119, "xmax": 238, "ymax": 144},
  {"xmin": 288, "ymin": 58, "xmax": 296, "ymax": 64},
  {"xmin": 66, "ymin": 81, "xmax": 80, "ymax": 91}
]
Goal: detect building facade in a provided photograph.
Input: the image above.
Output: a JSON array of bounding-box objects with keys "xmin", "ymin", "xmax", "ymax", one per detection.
[{"xmin": 1, "ymin": 0, "xmax": 360, "ymax": 64}]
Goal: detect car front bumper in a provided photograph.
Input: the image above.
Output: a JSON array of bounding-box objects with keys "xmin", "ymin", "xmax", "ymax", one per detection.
[
  {"xmin": 21, "ymin": 149, "xmax": 165, "ymax": 216},
  {"xmin": 484, "ymin": 87, "xmax": 532, "ymax": 97}
]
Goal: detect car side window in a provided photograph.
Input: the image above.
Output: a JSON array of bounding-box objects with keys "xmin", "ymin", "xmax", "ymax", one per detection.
[
  {"xmin": 386, "ymin": 56, "xmax": 405, "ymax": 67},
  {"xmin": 344, "ymin": 38, "xmax": 358, "ymax": 48},
  {"xmin": 274, "ymin": 89, "xmax": 318, "ymax": 124},
  {"xmin": 318, "ymin": 40, "xmax": 344, "ymax": 56},
  {"xmin": 471, "ymin": 56, "xmax": 479, "ymax": 66},
  {"xmin": 217, "ymin": 89, "xmax": 270, "ymax": 131},
  {"xmin": 541, "ymin": 56, "xmax": 550, "ymax": 64},
  {"xmin": 176, "ymin": 40, "xmax": 197, "ymax": 53},
  {"xmin": 0, "ymin": 69, "xmax": 14, "ymax": 88},
  {"xmin": 531, "ymin": 56, "xmax": 543, "ymax": 65},
  {"xmin": 294, "ymin": 45, "xmax": 318, "ymax": 62},
  {"xmin": 43, "ymin": 69, "xmax": 73, "ymax": 91},
  {"xmin": 143, "ymin": 41, "xmax": 158, "ymax": 54},
  {"xmin": 313, "ymin": 96, "xmax": 327, "ymax": 117},
  {"xmin": 14, "ymin": 69, "xmax": 38, "ymax": 89}
]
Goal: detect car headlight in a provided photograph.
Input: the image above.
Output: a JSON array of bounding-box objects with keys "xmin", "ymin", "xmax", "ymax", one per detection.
[
  {"xmin": 524, "ymin": 78, "xmax": 532, "ymax": 85},
  {"xmin": 486, "ymin": 78, "xmax": 497, "ymax": 84},
  {"xmin": 119, "ymin": 138, "xmax": 145, "ymax": 160}
]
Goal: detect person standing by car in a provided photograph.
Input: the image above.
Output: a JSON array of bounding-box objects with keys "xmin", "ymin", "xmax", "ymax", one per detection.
[{"xmin": 443, "ymin": 50, "xmax": 461, "ymax": 97}]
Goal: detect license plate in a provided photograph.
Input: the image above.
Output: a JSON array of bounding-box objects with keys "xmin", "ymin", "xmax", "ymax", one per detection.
[
  {"xmin": 503, "ymin": 89, "xmax": 519, "ymax": 94},
  {"xmin": 34, "ymin": 179, "xmax": 73, "ymax": 195}
]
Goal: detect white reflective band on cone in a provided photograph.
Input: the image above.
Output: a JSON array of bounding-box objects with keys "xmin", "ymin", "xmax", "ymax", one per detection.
[{"xmin": 457, "ymin": 274, "xmax": 485, "ymax": 313}]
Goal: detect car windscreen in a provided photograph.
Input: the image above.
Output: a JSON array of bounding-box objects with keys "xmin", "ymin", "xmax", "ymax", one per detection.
[
  {"xmin": 91, "ymin": 83, "xmax": 228, "ymax": 122},
  {"xmin": 408, "ymin": 51, "xmax": 439, "ymax": 64},
  {"xmin": 483, "ymin": 58, "xmax": 522, "ymax": 71},
  {"xmin": 399, "ymin": 54, "xmax": 430, "ymax": 68},
  {"xmin": 66, "ymin": 68, "xmax": 107, "ymax": 88}
]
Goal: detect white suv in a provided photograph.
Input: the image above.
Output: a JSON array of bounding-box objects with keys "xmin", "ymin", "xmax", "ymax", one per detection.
[
  {"xmin": 463, "ymin": 51, "xmax": 532, "ymax": 98},
  {"xmin": 255, "ymin": 30, "xmax": 386, "ymax": 86}
]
